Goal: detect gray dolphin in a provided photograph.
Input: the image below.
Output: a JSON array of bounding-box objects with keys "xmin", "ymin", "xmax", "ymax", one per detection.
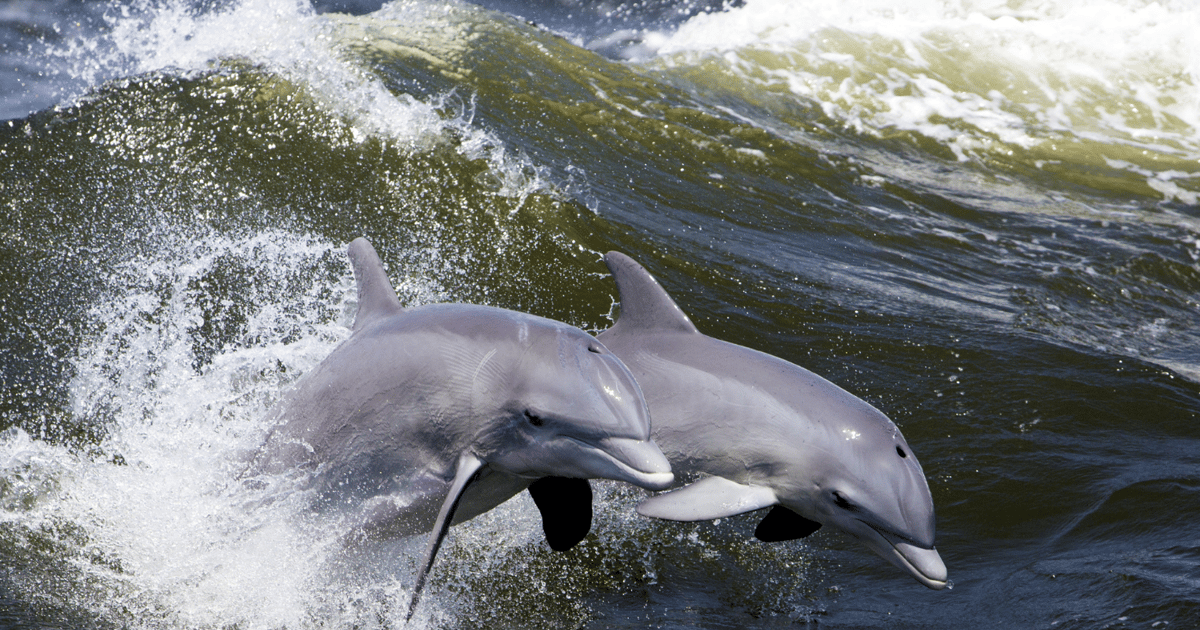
[
  {"xmin": 252, "ymin": 238, "xmax": 674, "ymax": 618},
  {"xmin": 596, "ymin": 252, "xmax": 947, "ymax": 590}
]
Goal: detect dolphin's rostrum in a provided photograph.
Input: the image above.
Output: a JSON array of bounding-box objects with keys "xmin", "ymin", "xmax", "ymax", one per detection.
[
  {"xmin": 597, "ymin": 251, "xmax": 948, "ymax": 590},
  {"xmin": 252, "ymin": 238, "xmax": 674, "ymax": 619}
]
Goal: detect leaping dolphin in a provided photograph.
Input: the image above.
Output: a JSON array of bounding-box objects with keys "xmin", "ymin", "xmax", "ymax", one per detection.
[
  {"xmin": 251, "ymin": 239, "xmax": 674, "ymax": 618},
  {"xmin": 596, "ymin": 251, "xmax": 947, "ymax": 590}
]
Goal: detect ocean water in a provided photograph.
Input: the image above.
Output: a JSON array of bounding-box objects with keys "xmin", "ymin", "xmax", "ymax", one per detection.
[{"xmin": 1, "ymin": 0, "xmax": 1198, "ymax": 627}]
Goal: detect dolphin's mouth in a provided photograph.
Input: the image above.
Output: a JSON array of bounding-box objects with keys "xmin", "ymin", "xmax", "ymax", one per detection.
[
  {"xmin": 860, "ymin": 520, "xmax": 948, "ymax": 590},
  {"xmin": 564, "ymin": 435, "xmax": 674, "ymax": 490}
]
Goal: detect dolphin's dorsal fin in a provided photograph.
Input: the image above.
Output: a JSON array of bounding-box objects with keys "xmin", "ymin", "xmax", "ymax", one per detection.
[
  {"xmin": 603, "ymin": 252, "xmax": 698, "ymax": 335},
  {"xmin": 348, "ymin": 238, "xmax": 404, "ymax": 332},
  {"xmin": 636, "ymin": 475, "xmax": 777, "ymax": 521},
  {"xmin": 527, "ymin": 476, "xmax": 593, "ymax": 551}
]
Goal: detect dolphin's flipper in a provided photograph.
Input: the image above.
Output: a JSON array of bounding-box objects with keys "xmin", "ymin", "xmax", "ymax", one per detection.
[
  {"xmin": 754, "ymin": 505, "xmax": 823, "ymax": 542},
  {"xmin": 527, "ymin": 476, "xmax": 593, "ymax": 551},
  {"xmin": 406, "ymin": 451, "xmax": 485, "ymax": 621},
  {"xmin": 603, "ymin": 252, "xmax": 698, "ymax": 335},
  {"xmin": 348, "ymin": 237, "xmax": 405, "ymax": 332},
  {"xmin": 636, "ymin": 475, "xmax": 778, "ymax": 521}
]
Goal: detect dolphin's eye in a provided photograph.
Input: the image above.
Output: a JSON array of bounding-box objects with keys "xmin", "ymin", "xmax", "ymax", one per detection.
[
  {"xmin": 896, "ymin": 446, "xmax": 908, "ymax": 459},
  {"xmin": 587, "ymin": 342, "xmax": 603, "ymax": 354},
  {"xmin": 524, "ymin": 410, "xmax": 545, "ymax": 427},
  {"xmin": 832, "ymin": 491, "xmax": 855, "ymax": 511}
]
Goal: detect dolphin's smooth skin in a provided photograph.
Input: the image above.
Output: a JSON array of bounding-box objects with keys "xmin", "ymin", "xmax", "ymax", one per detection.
[
  {"xmin": 252, "ymin": 238, "xmax": 674, "ymax": 619},
  {"xmin": 596, "ymin": 252, "xmax": 948, "ymax": 590}
]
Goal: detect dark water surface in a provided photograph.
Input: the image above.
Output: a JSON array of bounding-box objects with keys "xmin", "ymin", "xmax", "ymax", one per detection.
[{"xmin": 2, "ymin": 0, "xmax": 1199, "ymax": 628}]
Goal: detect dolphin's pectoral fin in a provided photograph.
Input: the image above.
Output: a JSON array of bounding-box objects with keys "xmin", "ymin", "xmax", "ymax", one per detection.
[
  {"xmin": 754, "ymin": 505, "xmax": 822, "ymax": 542},
  {"xmin": 636, "ymin": 475, "xmax": 778, "ymax": 521},
  {"xmin": 527, "ymin": 476, "xmax": 593, "ymax": 551},
  {"xmin": 406, "ymin": 451, "xmax": 484, "ymax": 622}
]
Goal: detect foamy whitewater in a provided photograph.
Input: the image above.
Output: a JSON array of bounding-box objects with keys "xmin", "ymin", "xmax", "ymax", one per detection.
[
  {"xmin": 638, "ymin": 0, "xmax": 1200, "ymax": 201},
  {"xmin": 4, "ymin": 233, "xmax": 347, "ymax": 627}
]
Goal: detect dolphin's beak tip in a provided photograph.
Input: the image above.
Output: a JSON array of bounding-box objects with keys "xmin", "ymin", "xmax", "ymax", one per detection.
[
  {"xmin": 643, "ymin": 471, "xmax": 674, "ymax": 491},
  {"xmin": 886, "ymin": 539, "xmax": 948, "ymax": 591},
  {"xmin": 629, "ymin": 470, "xmax": 673, "ymax": 491},
  {"xmin": 912, "ymin": 549, "xmax": 948, "ymax": 590},
  {"xmin": 605, "ymin": 437, "xmax": 674, "ymax": 490},
  {"xmin": 919, "ymin": 568, "xmax": 950, "ymax": 591}
]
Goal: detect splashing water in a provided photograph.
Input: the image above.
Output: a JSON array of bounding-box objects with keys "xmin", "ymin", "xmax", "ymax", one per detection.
[
  {"xmin": 642, "ymin": 0, "xmax": 1200, "ymax": 201},
  {"xmin": 0, "ymin": 232, "xmax": 357, "ymax": 628}
]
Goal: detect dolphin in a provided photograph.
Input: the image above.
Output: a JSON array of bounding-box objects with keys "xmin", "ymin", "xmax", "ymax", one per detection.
[
  {"xmin": 252, "ymin": 238, "xmax": 674, "ymax": 618},
  {"xmin": 595, "ymin": 251, "xmax": 947, "ymax": 590}
]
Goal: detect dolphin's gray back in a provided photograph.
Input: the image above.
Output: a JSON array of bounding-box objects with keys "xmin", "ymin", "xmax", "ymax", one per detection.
[
  {"xmin": 261, "ymin": 313, "xmax": 480, "ymax": 500},
  {"xmin": 600, "ymin": 327, "xmax": 889, "ymax": 482}
]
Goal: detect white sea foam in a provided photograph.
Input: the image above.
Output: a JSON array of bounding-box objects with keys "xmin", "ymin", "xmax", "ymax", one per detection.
[
  {"xmin": 47, "ymin": 0, "xmax": 438, "ymax": 148},
  {"xmin": 0, "ymin": 230, "xmax": 491, "ymax": 628},
  {"xmin": 645, "ymin": 0, "xmax": 1200, "ymax": 200},
  {"xmin": 0, "ymin": 232, "xmax": 340, "ymax": 626},
  {"xmin": 42, "ymin": 0, "xmax": 551, "ymax": 203}
]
